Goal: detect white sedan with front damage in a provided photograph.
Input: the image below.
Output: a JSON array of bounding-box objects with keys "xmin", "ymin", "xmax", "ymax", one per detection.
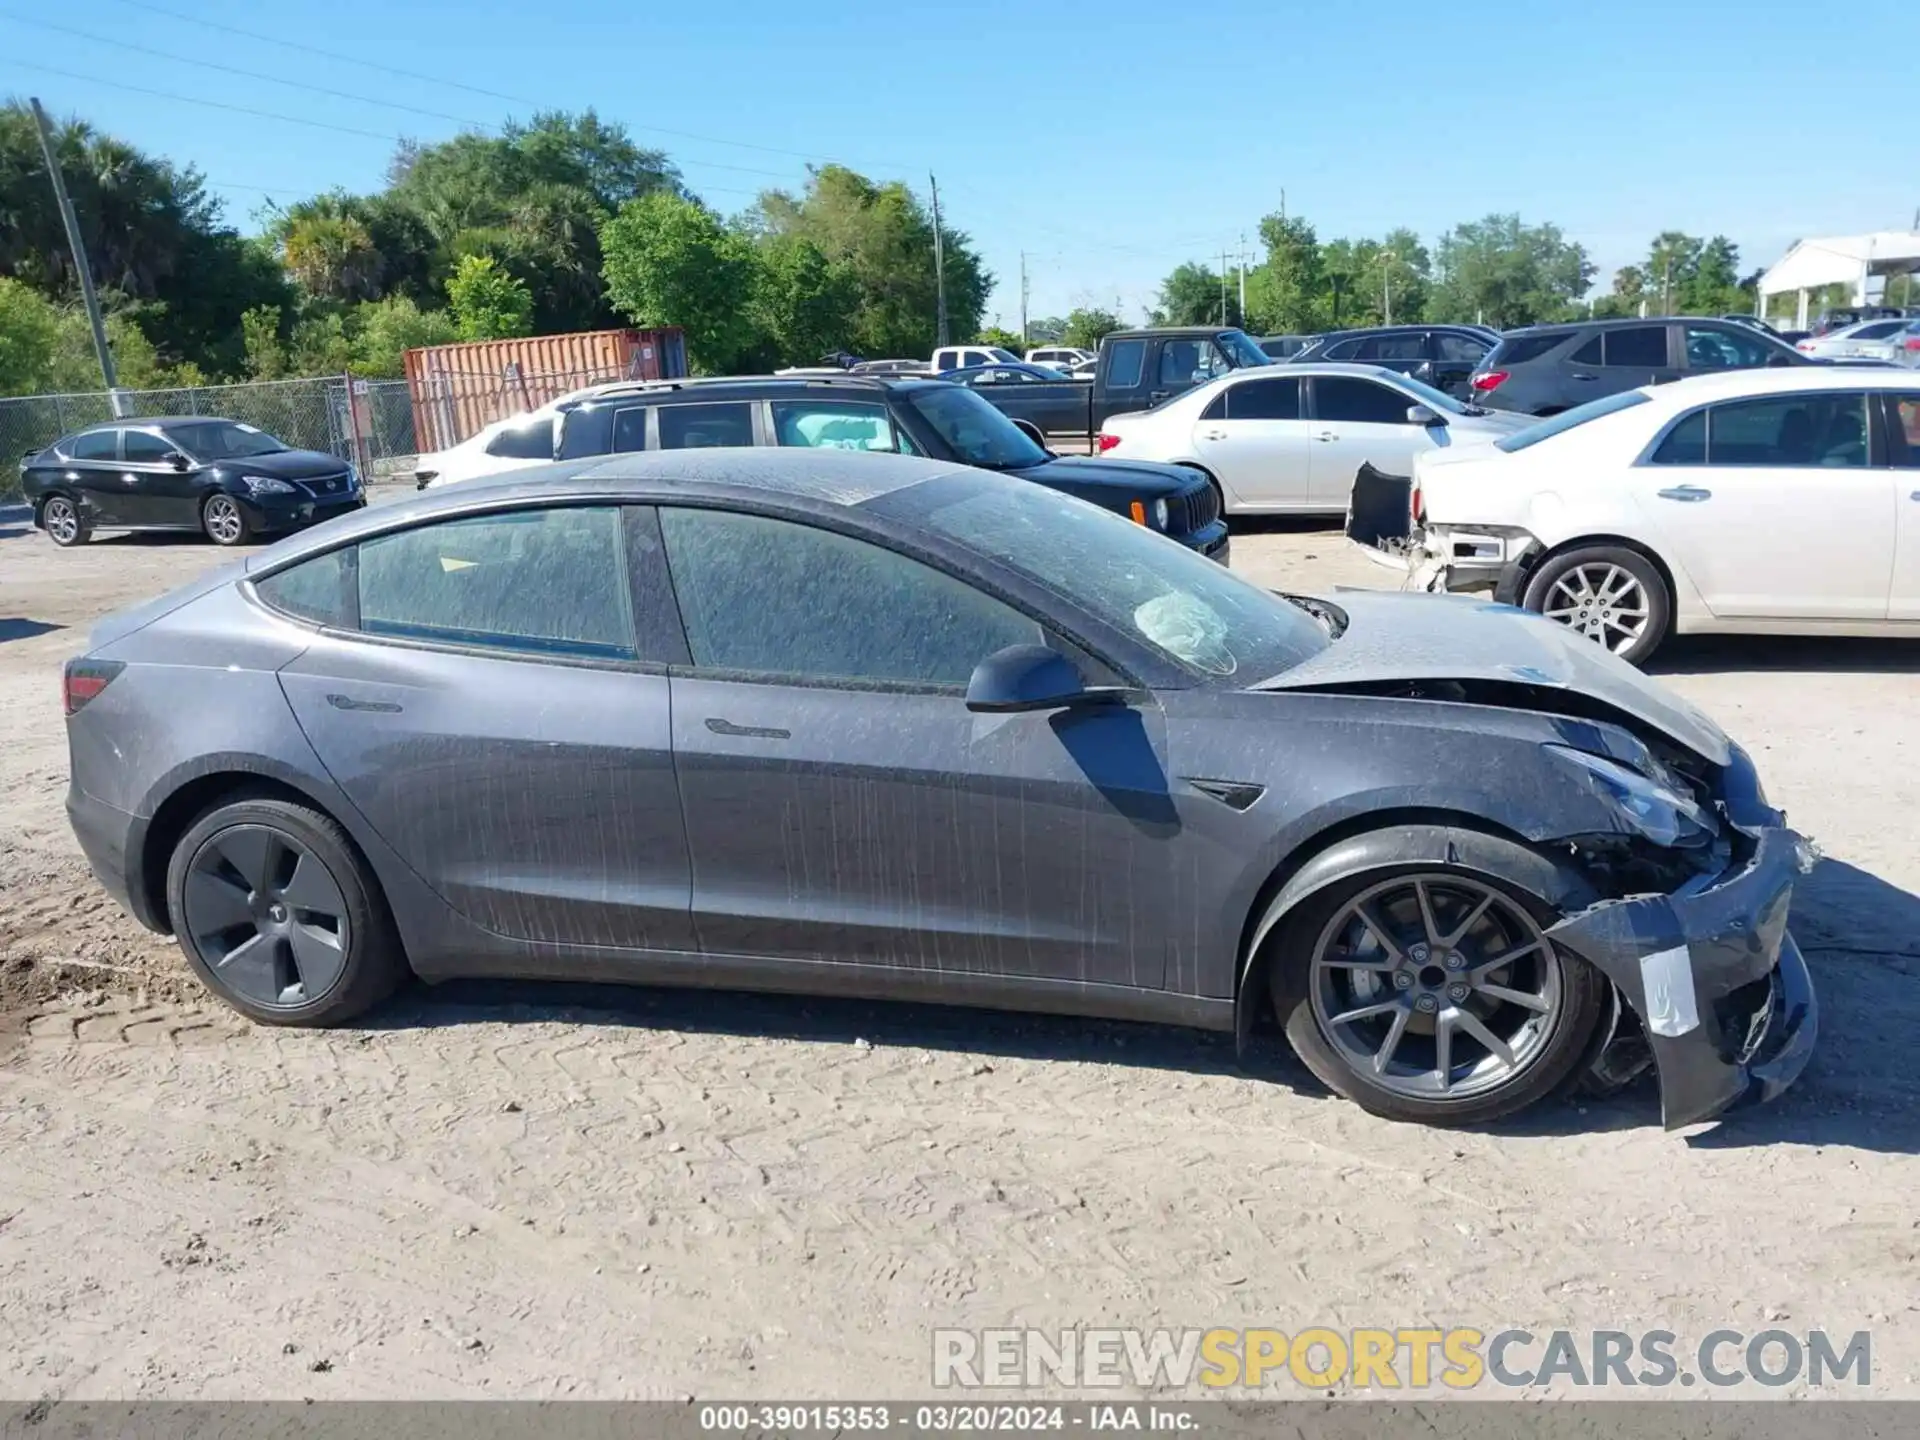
[
  {"xmin": 1098, "ymin": 362, "xmax": 1528, "ymax": 516},
  {"xmin": 1348, "ymin": 367, "xmax": 1920, "ymax": 665}
]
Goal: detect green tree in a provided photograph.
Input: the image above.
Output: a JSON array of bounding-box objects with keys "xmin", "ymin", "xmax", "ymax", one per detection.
[
  {"xmin": 1245, "ymin": 213, "xmax": 1325, "ymax": 333},
  {"xmin": 601, "ymin": 191, "xmax": 759, "ymax": 372},
  {"xmin": 974, "ymin": 325, "xmax": 1026, "ymax": 352},
  {"xmin": 0, "ymin": 277, "xmax": 60, "ymax": 393},
  {"xmin": 240, "ymin": 305, "xmax": 290, "ymax": 380},
  {"xmin": 1026, "ymin": 315, "xmax": 1066, "ymax": 343},
  {"xmin": 1155, "ymin": 262, "xmax": 1236, "ymax": 326},
  {"xmin": 351, "ymin": 295, "xmax": 460, "ymax": 376},
  {"xmin": 281, "ymin": 212, "xmax": 385, "ymax": 302},
  {"xmin": 747, "ymin": 233, "xmax": 859, "ymax": 366},
  {"xmin": 754, "ymin": 166, "xmax": 990, "ymax": 358},
  {"xmin": 446, "ymin": 254, "xmax": 535, "ymax": 341},
  {"xmin": 1429, "ymin": 214, "xmax": 1593, "ymax": 329},
  {"xmin": 1062, "ymin": 307, "xmax": 1123, "ymax": 350}
]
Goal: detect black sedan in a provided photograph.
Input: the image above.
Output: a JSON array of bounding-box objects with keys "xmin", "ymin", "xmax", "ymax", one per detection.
[
  {"xmin": 20, "ymin": 417, "xmax": 366, "ymax": 548},
  {"xmin": 63, "ymin": 449, "xmax": 1813, "ymax": 1130}
]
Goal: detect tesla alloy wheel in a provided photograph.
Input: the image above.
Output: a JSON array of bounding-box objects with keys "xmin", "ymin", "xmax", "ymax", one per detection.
[
  {"xmin": 167, "ymin": 795, "xmax": 407, "ymax": 1025},
  {"xmin": 202, "ymin": 493, "xmax": 253, "ymax": 546},
  {"xmin": 1278, "ymin": 869, "xmax": 1605, "ymax": 1125}
]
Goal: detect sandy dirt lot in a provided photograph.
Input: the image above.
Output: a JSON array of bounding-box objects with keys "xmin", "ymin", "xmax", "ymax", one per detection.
[{"xmin": 2, "ymin": 492, "xmax": 1918, "ymax": 1401}]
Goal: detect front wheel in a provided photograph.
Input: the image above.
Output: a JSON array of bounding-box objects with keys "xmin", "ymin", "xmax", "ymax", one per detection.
[
  {"xmin": 1521, "ymin": 544, "xmax": 1671, "ymax": 666},
  {"xmin": 1274, "ymin": 866, "xmax": 1607, "ymax": 1126},
  {"xmin": 41, "ymin": 494, "xmax": 90, "ymax": 547},
  {"xmin": 202, "ymin": 492, "xmax": 253, "ymax": 546}
]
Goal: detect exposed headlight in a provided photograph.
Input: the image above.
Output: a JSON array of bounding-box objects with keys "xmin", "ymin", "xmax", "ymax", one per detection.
[
  {"xmin": 1547, "ymin": 745, "xmax": 1715, "ymax": 848},
  {"xmin": 1151, "ymin": 498, "xmax": 1170, "ymax": 530},
  {"xmin": 240, "ymin": 475, "xmax": 296, "ymax": 495},
  {"xmin": 345, "ymin": 464, "xmax": 361, "ymax": 490}
]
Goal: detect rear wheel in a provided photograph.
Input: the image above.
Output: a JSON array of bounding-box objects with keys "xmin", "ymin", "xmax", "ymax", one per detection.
[
  {"xmin": 1521, "ymin": 544, "xmax": 1671, "ymax": 666},
  {"xmin": 202, "ymin": 493, "xmax": 252, "ymax": 546},
  {"xmin": 1274, "ymin": 866, "xmax": 1607, "ymax": 1126},
  {"xmin": 42, "ymin": 494, "xmax": 89, "ymax": 547},
  {"xmin": 166, "ymin": 795, "xmax": 407, "ymax": 1025}
]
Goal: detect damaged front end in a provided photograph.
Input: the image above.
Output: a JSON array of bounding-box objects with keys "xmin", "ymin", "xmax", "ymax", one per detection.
[{"xmin": 1544, "ymin": 743, "xmax": 1819, "ymax": 1129}]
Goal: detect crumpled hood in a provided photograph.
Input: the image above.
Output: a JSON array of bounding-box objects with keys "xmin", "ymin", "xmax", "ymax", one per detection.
[{"xmin": 1256, "ymin": 589, "xmax": 1731, "ymax": 765}]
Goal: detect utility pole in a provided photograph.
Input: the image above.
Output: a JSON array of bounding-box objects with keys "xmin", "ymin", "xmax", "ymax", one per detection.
[
  {"xmin": 1661, "ymin": 258, "xmax": 1673, "ymax": 316},
  {"xmin": 29, "ymin": 97, "xmax": 126, "ymax": 414},
  {"xmin": 1220, "ymin": 246, "xmax": 1230, "ymax": 324},
  {"xmin": 929, "ymin": 173, "xmax": 949, "ymax": 347},
  {"xmin": 1237, "ymin": 232, "xmax": 1247, "ymax": 323},
  {"xmin": 1019, "ymin": 251, "xmax": 1029, "ymax": 346}
]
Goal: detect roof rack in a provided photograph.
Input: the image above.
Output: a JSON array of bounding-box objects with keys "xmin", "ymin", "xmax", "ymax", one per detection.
[{"xmin": 566, "ymin": 373, "xmax": 902, "ymax": 406}]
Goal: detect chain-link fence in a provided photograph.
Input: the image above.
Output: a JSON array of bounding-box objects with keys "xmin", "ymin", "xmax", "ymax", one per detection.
[{"xmin": 1, "ymin": 375, "xmax": 421, "ymax": 500}]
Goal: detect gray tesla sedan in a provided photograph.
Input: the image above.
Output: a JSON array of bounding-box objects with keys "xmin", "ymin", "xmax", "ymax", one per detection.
[{"xmin": 61, "ymin": 450, "xmax": 1815, "ymax": 1129}]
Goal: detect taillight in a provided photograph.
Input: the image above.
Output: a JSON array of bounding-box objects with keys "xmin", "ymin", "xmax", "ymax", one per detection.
[
  {"xmin": 63, "ymin": 658, "xmax": 124, "ymax": 716},
  {"xmin": 1411, "ymin": 481, "xmax": 1426, "ymax": 526},
  {"xmin": 1905, "ymin": 338, "xmax": 1920, "ymax": 352},
  {"xmin": 1097, "ymin": 432, "xmax": 1121, "ymax": 452},
  {"xmin": 1469, "ymin": 370, "xmax": 1508, "ymax": 392}
]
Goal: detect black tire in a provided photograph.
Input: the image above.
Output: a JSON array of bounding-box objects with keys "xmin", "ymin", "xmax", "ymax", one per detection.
[
  {"xmin": 201, "ymin": 492, "xmax": 253, "ymax": 546},
  {"xmin": 1270, "ymin": 850, "xmax": 1608, "ymax": 1128},
  {"xmin": 1521, "ymin": 543, "xmax": 1672, "ymax": 667},
  {"xmin": 41, "ymin": 494, "xmax": 90, "ymax": 547},
  {"xmin": 165, "ymin": 793, "xmax": 408, "ymax": 1025}
]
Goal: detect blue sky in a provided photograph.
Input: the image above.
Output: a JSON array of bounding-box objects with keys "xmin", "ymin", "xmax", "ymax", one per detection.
[{"xmin": 5, "ymin": 0, "xmax": 1916, "ymax": 328}]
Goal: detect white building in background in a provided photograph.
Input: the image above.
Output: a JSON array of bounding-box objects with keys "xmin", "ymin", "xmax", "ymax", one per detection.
[{"xmin": 1756, "ymin": 231, "xmax": 1920, "ymax": 328}]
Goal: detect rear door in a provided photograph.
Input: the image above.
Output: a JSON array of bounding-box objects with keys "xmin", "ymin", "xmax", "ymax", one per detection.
[
  {"xmin": 658, "ymin": 504, "xmax": 1176, "ymax": 987},
  {"xmin": 274, "ymin": 503, "xmax": 698, "ymax": 954},
  {"xmin": 1306, "ymin": 374, "xmax": 1440, "ymax": 510},
  {"xmin": 1603, "ymin": 324, "xmax": 1682, "ymax": 390},
  {"xmin": 1635, "ymin": 390, "xmax": 1893, "ymax": 619},
  {"xmin": 1188, "ymin": 374, "xmax": 1312, "ymax": 510},
  {"xmin": 64, "ymin": 429, "xmax": 128, "ymax": 525}
]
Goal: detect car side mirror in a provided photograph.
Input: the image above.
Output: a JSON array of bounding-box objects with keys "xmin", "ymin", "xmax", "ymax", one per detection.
[
  {"xmin": 1009, "ymin": 417, "xmax": 1049, "ymax": 451},
  {"xmin": 965, "ymin": 645, "xmax": 1123, "ymax": 714},
  {"xmin": 167, "ymin": 452, "xmax": 192, "ymax": 470},
  {"xmin": 1766, "ymin": 353, "xmax": 1794, "ymax": 367},
  {"xmin": 1406, "ymin": 404, "xmax": 1442, "ymax": 426}
]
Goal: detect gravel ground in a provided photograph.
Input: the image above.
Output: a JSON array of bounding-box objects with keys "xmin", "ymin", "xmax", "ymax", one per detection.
[{"xmin": 2, "ymin": 492, "xmax": 1918, "ymax": 1401}]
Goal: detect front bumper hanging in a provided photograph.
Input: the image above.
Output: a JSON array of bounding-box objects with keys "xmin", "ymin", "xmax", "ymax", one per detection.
[{"xmin": 1546, "ymin": 827, "xmax": 1818, "ymax": 1129}]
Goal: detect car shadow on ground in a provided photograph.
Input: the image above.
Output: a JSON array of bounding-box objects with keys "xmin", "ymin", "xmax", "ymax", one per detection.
[
  {"xmin": 1650, "ymin": 633, "xmax": 1920, "ymax": 676},
  {"xmin": 0, "ymin": 619, "xmax": 62, "ymax": 644},
  {"xmin": 357, "ymin": 857, "xmax": 1920, "ymax": 1152},
  {"xmin": 1228, "ymin": 516, "xmax": 1345, "ymax": 538}
]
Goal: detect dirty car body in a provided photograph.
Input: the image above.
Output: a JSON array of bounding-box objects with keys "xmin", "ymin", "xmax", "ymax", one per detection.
[{"xmin": 61, "ymin": 451, "xmax": 1813, "ymax": 1130}]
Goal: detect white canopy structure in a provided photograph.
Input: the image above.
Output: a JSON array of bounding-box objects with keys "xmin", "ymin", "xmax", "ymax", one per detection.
[{"xmin": 1757, "ymin": 231, "xmax": 1920, "ymax": 328}]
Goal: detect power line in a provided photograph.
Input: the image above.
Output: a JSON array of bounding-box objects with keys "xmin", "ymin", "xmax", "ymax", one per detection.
[{"xmin": 96, "ymin": 0, "xmax": 925, "ymax": 174}]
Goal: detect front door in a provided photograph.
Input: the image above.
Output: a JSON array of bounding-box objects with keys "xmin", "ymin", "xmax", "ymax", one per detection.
[
  {"xmin": 1636, "ymin": 390, "xmax": 1894, "ymax": 619},
  {"xmin": 658, "ymin": 504, "xmax": 1179, "ymax": 987},
  {"xmin": 1307, "ymin": 374, "xmax": 1439, "ymax": 511},
  {"xmin": 1884, "ymin": 393, "xmax": 1920, "ymax": 622},
  {"xmin": 119, "ymin": 427, "xmax": 198, "ymax": 527},
  {"xmin": 276, "ymin": 504, "xmax": 697, "ymax": 952},
  {"xmin": 1188, "ymin": 374, "xmax": 1313, "ymax": 510}
]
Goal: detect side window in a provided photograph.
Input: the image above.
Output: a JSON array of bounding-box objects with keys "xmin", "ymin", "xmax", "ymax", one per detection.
[
  {"xmin": 123, "ymin": 430, "xmax": 176, "ymax": 463},
  {"xmin": 1314, "ymin": 377, "xmax": 1415, "ymax": 425},
  {"xmin": 255, "ymin": 548, "xmax": 353, "ymax": 626},
  {"xmin": 1683, "ymin": 326, "xmax": 1772, "ymax": 370},
  {"xmin": 1159, "ymin": 340, "xmax": 1228, "ymax": 385},
  {"xmin": 1105, "ymin": 339, "xmax": 1146, "ymax": 389},
  {"xmin": 69, "ymin": 430, "xmax": 119, "ymax": 461},
  {"xmin": 1602, "ymin": 327, "xmax": 1669, "ymax": 367},
  {"xmin": 1650, "ymin": 410, "xmax": 1707, "ymax": 465},
  {"xmin": 771, "ymin": 401, "xmax": 897, "ymax": 452},
  {"xmin": 1434, "ymin": 332, "xmax": 1488, "ymax": 364},
  {"xmin": 658, "ymin": 402, "xmax": 753, "ymax": 449},
  {"xmin": 1570, "ymin": 336, "xmax": 1603, "ymax": 366},
  {"xmin": 1200, "ymin": 392, "xmax": 1227, "ymax": 422},
  {"xmin": 357, "ymin": 506, "xmax": 635, "ymax": 659},
  {"xmin": 611, "ymin": 408, "xmax": 649, "ymax": 453},
  {"xmin": 1226, "ymin": 376, "xmax": 1301, "ymax": 421},
  {"xmin": 1705, "ymin": 393, "xmax": 1870, "ymax": 468},
  {"xmin": 485, "ymin": 418, "xmax": 556, "ymax": 460},
  {"xmin": 1356, "ymin": 334, "xmax": 1425, "ymax": 362},
  {"xmin": 1888, "ymin": 396, "xmax": 1920, "ymax": 469},
  {"xmin": 659, "ymin": 508, "xmax": 1044, "ymax": 687},
  {"xmin": 1322, "ymin": 337, "xmax": 1365, "ymax": 360}
]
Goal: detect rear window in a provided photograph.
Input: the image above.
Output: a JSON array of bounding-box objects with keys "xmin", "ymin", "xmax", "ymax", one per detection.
[
  {"xmin": 1495, "ymin": 390, "xmax": 1652, "ymax": 452},
  {"xmin": 68, "ymin": 430, "xmax": 118, "ymax": 460},
  {"xmin": 1486, "ymin": 333, "xmax": 1572, "ymax": 367}
]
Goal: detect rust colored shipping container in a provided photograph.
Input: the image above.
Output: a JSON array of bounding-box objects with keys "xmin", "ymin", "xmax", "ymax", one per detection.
[{"xmin": 403, "ymin": 328, "xmax": 687, "ymax": 454}]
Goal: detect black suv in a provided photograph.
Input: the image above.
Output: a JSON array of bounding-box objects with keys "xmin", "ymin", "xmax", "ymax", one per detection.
[
  {"xmin": 547, "ymin": 375, "xmax": 1230, "ymax": 560},
  {"xmin": 1289, "ymin": 325, "xmax": 1498, "ymax": 399},
  {"xmin": 1470, "ymin": 316, "xmax": 1811, "ymax": 416}
]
